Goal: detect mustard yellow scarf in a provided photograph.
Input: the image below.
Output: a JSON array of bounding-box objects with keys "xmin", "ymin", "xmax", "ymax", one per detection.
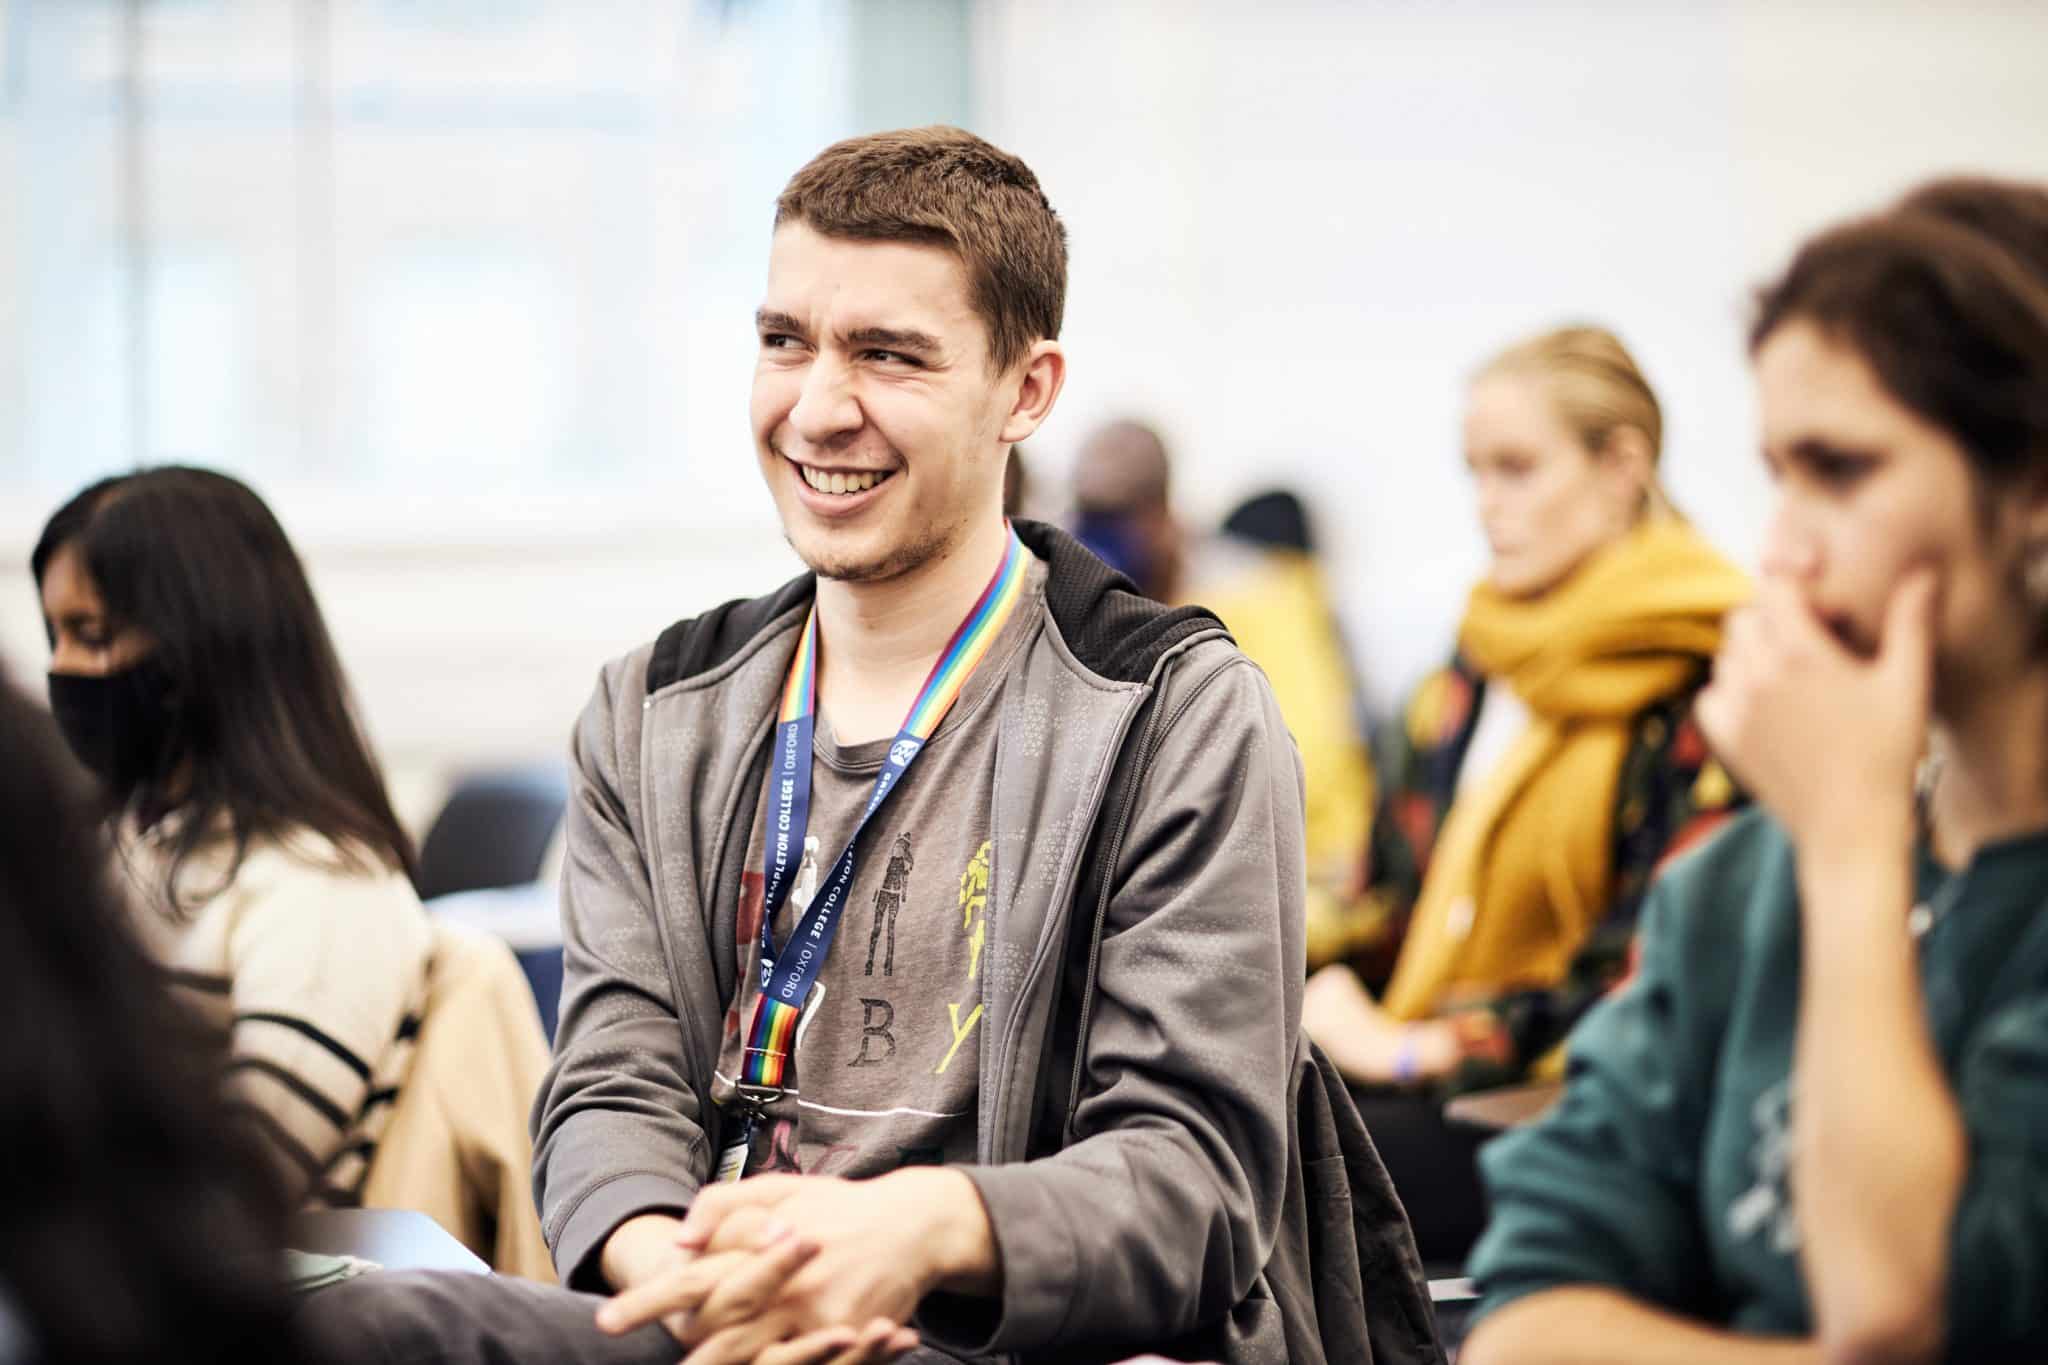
[{"xmin": 1381, "ymin": 519, "xmax": 1748, "ymax": 1021}]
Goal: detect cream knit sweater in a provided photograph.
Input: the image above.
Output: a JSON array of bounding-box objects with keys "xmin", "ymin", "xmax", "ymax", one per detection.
[{"xmin": 119, "ymin": 827, "xmax": 432, "ymax": 1207}]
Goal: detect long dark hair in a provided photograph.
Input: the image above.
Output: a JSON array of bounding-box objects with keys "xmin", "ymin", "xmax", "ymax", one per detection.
[
  {"xmin": 0, "ymin": 668, "xmax": 301, "ymax": 1361},
  {"xmin": 31, "ymin": 467, "xmax": 418, "ymax": 902},
  {"xmin": 1750, "ymin": 176, "xmax": 2048, "ymax": 492}
]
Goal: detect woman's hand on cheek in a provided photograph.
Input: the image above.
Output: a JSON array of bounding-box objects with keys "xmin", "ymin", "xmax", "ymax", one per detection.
[{"xmin": 1696, "ymin": 570, "xmax": 1937, "ymax": 859}]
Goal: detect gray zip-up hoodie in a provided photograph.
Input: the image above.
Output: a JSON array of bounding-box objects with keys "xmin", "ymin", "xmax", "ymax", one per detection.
[{"xmin": 531, "ymin": 522, "xmax": 1309, "ymax": 1359}]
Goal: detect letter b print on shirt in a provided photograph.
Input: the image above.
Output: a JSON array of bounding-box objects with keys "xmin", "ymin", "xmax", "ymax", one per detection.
[{"xmin": 848, "ymin": 997, "xmax": 897, "ymax": 1068}]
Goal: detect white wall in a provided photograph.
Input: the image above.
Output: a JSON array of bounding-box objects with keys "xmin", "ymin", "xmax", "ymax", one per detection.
[
  {"xmin": 976, "ymin": 0, "xmax": 2048, "ymax": 711},
  {"xmin": 4, "ymin": 0, "xmax": 2046, "ymax": 795}
]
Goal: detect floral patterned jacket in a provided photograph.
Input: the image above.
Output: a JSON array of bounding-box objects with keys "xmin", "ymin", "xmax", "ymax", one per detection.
[{"xmin": 1311, "ymin": 654, "xmax": 1742, "ymax": 1093}]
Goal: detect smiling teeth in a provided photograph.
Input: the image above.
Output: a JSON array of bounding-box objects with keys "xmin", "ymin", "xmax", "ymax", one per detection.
[{"xmin": 801, "ymin": 466, "xmax": 884, "ymax": 495}]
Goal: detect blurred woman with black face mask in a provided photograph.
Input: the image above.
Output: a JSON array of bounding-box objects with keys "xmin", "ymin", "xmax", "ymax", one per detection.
[{"xmin": 32, "ymin": 466, "xmax": 432, "ymax": 1211}]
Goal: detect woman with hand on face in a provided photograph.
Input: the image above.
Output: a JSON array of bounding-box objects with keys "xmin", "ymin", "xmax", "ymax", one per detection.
[
  {"xmin": 1464, "ymin": 177, "xmax": 2048, "ymax": 1365},
  {"xmin": 1301, "ymin": 326, "xmax": 1748, "ymax": 1261},
  {"xmin": 33, "ymin": 467, "xmax": 431, "ymax": 1210}
]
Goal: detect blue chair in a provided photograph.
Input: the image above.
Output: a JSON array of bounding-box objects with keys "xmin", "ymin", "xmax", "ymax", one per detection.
[{"xmin": 417, "ymin": 767, "xmax": 569, "ymax": 901}]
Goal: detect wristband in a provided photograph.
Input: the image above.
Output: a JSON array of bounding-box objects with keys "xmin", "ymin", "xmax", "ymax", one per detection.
[{"xmin": 1392, "ymin": 1027, "xmax": 1421, "ymax": 1085}]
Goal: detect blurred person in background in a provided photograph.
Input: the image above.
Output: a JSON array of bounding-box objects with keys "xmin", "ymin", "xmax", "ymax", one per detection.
[
  {"xmin": 1068, "ymin": 417, "xmax": 1184, "ymax": 601},
  {"xmin": 31, "ymin": 467, "xmax": 433, "ymax": 1210},
  {"xmin": 1187, "ymin": 488, "xmax": 1377, "ymax": 966},
  {"xmin": 0, "ymin": 666, "xmax": 303, "ymax": 1363},
  {"xmin": 1302, "ymin": 325, "xmax": 1748, "ymax": 1262},
  {"xmin": 1466, "ymin": 175, "xmax": 2048, "ymax": 1365},
  {"xmin": 1072, "ymin": 428, "xmax": 1380, "ymax": 941}
]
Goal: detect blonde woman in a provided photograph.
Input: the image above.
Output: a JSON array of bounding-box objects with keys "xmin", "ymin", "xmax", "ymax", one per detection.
[{"xmin": 1304, "ymin": 326, "xmax": 1747, "ymax": 1260}]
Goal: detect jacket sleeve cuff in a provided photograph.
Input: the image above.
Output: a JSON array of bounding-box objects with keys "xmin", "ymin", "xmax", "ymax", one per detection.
[
  {"xmin": 915, "ymin": 1162, "xmax": 1075, "ymax": 1355},
  {"xmin": 553, "ymin": 1171, "xmax": 697, "ymax": 1293}
]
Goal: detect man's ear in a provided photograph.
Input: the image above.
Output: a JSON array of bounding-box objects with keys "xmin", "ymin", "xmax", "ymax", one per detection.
[{"xmin": 999, "ymin": 340, "xmax": 1066, "ymax": 445}]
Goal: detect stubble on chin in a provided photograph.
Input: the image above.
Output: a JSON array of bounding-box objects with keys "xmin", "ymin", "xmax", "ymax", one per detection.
[{"xmin": 790, "ymin": 513, "xmax": 963, "ymax": 585}]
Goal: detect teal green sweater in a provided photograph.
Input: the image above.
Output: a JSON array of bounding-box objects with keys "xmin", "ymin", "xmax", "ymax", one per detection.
[{"xmin": 1469, "ymin": 809, "xmax": 2048, "ymax": 1358}]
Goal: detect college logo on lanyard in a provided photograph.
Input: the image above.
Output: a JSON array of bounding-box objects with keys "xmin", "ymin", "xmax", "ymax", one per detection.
[{"xmin": 736, "ymin": 524, "xmax": 1030, "ymax": 1102}]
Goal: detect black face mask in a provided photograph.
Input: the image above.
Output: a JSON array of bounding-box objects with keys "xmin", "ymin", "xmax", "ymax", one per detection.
[{"xmin": 47, "ymin": 659, "xmax": 179, "ymax": 797}]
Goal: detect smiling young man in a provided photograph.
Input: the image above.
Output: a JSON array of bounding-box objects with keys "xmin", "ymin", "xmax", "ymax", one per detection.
[{"xmin": 528, "ymin": 127, "xmax": 1326, "ymax": 1365}]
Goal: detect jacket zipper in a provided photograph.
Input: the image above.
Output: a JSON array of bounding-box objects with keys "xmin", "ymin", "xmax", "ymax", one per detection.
[
  {"xmin": 987, "ymin": 683, "xmax": 1148, "ymax": 1163},
  {"xmin": 1059, "ymin": 643, "xmax": 1233, "ymax": 1140},
  {"xmin": 1057, "ymin": 686, "xmax": 1168, "ymax": 1142},
  {"xmin": 643, "ymin": 691, "xmax": 775, "ymax": 1152}
]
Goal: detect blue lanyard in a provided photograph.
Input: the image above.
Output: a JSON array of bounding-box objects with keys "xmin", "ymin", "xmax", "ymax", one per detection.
[{"xmin": 739, "ymin": 527, "xmax": 1027, "ymax": 1094}]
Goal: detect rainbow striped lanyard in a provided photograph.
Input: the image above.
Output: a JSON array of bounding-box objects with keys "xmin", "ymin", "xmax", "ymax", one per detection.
[{"xmin": 738, "ymin": 524, "xmax": 1030, "ymax": 1098}]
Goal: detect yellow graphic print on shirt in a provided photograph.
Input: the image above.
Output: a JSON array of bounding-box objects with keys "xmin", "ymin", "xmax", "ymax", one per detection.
[{"xmin": 937, "ymin": 840, "xmax": 991, "ymax": 1075}]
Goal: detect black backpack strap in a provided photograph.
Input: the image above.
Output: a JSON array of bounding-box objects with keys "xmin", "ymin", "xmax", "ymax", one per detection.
[{"xmin": 1309, "ymin": 1044, "xmax": 1447, "ymax": 1365}]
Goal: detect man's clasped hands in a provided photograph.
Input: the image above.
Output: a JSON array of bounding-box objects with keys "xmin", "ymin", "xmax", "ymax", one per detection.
[{"xmin": 594, "ymin": 1167, "xmax": 999, "ymax": 1365}]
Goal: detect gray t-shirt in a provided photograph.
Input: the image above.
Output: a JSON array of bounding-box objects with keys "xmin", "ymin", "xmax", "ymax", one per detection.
[{"xmin": 712, "ymin": 557, "xmax": 1046, "ymax": 1179}]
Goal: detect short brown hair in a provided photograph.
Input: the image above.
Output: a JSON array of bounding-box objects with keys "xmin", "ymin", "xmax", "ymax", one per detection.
[
  {"xmin": 775, "ymin": 126, "xmax": 1067, "ymax": 372},
  {"xmin": 1750, "ymin": 176, "xmax": 2048, "ymax": 490}
]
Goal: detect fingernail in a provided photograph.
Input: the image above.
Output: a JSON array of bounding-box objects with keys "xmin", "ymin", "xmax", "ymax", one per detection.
[
  {"xmin": 594, "ymin": 1307, "xmax": 620, "ymax": 1333},
  {"xmin": 760, "ymin": 1218, "xmax": 791, "ymax": 1242}
]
